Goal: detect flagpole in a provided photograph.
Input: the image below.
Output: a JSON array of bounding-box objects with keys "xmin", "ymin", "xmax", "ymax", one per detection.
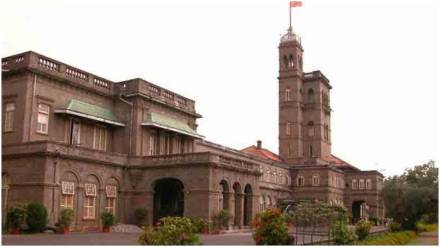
[{"xmin": 289, "ymin": 4, "xmax": 292, "ymax": 32}]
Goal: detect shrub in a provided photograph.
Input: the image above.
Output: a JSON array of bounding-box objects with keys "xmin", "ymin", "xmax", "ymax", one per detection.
[
  {"xmin": 416, "ymin": 221, "xmax": 438, "ymax": 232},
  {"xmin": 138, "ymin": 216, "xmax": 201, "ymax": 245},
  {"xmin": 355, "ymin": 219, "xmax": 372, "ymax": 240},
  {"xmin": 330, "ymin": 221, "xmax": 357, "ymax": 245},
  {"xmin": 101, "ymin": 212, "xmax": 116, "ymax": 228},
  {"xmin": 252, "ymin": 208, "xmax": 290, "ymax": 245},
  {"xmin": 368, "ymin": 216, "xmax": 379, "ymax": 226},
  {"xmin": 356, "ymin": 231, "xmax": 416, "ymax": 245},
  {"xmin": 6, "ymin": 204, "xmax": 26, "ymax": 231},
  {"xmin": 26, "ymin": 203, "xmax": 48, "ymax": 233},
  {"xmin": 388, "ymin": 222, "xmax": 401, "ymax": 232},
  {"xmin": 58, "ymin": 208, "xmax": 74, "ymax": 228},
  {"xmin": 213, "ymin": 209, "xmax": 231, "ymax": 229},
  {"xmin": 135, "ymin": 208, "xmax": 148, "ymax": 227},
  {"xmin": 189, "ymin": 217, "xmax": 207, "ymax": 233}
]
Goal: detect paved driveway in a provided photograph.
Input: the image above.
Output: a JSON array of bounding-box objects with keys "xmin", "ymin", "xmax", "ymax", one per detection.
[{"xmin": 2, "ymin": 232, "xmax": 255, "ymax": 245}]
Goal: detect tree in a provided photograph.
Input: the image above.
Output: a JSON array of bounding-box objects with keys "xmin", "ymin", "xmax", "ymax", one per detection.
[{"xmin": 382, "ymin": 161, "xmax": 438, "ymax": 229}]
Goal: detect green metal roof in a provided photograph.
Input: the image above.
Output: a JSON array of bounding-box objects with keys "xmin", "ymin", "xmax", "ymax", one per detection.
[
  {"xmin": 55, "ymin": 99, "xmax": 124, "ymax": 126},
  {"xmin": 142, "ymin": 112, "xmax": 204, "ymax": 139}
]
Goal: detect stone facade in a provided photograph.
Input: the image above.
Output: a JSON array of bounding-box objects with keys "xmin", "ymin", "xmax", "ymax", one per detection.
[{"xmin": 2, "ymin": 29, "xmax": 384, "ymax": 231}]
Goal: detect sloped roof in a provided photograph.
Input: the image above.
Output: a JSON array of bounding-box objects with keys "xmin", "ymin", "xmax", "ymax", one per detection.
[
  {"xmin": 327, "ymin": 155, "xmax": 360, "ymax": 171},
  {"xmin": 55, "ymin": 99, "xmax": 124, "ymax": 126},
  {"xmin": 241, "ymin": 145, "xmax": 282, "ymax": 162},
  {"xmin": 142, "ymin": 112, "xmax": 204, "ymax": 139}
]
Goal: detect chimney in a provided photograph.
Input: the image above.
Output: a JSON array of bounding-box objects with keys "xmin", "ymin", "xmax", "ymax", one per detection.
[{"xmin": 257, "ymin": 140, "xmax": 262, "ymax": 149}]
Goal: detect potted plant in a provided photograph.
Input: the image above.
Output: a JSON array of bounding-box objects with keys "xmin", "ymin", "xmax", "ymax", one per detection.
[
  {"xmin": 58, "ymin": 208, "xmax": 74, "ymax": 234},
  {"xmin": 101, "ymin": 212, "xmax": 116, "ymax": 232},
  {"xmin": 213, "ymin": 209, "xmax": 231, "ymax": 232},
  {"xmin": 6, "ymin": 205, "xmax": 26, "ymax": 235}
]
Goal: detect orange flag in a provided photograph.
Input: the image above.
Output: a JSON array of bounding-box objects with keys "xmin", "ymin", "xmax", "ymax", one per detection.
[{"xmin": 290, "ymin": 1, "xmax": 303, "ymax": 7}]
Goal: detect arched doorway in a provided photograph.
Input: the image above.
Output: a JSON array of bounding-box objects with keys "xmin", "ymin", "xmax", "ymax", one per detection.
[
  {"xmin": 243, "ymin": 184, "xmax": 253, "ymax": 226},
  {"xmin": 233, "ymin": 182, "xmax": 242, "ymax": 226},
  {"xmin": 153, "ymin": 178, "xmax": 184, "ymax": 223},
  {"xmin": 219, "ymin": 180, "xmax": 229, "ymax": 210},
  {"xmin": 352, "ymin": 200, "xmax": 367, "ymax": 224}
]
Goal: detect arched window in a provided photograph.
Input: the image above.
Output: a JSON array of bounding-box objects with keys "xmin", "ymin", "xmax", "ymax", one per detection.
[
  {"xmin": 285, "ymin": 88, "xmax": 291, "ymax": 101},
  {"xmin": 307, "ymin": 121, "xmax": 315, "ymax": 137},
  {"xmin": 289, "ymin": 54, "xmax": 294, "ymax": 68},
  {"xmin": 298, "ymin": 55, "xmax": 303, "ymax": 69},
  {"xmin": 309, "ymin": 145, "xmax": 313, "ymax": 157},
  {"xmin": 307, "ymin": 89, "xmax": 315, "ymax": 103},
  {"xmin": 283, "ymin": 55, "xmax": 288, "ymax": 69}
]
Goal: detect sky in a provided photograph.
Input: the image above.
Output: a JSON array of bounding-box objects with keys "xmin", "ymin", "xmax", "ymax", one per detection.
[{"xmin": 1, "ymin": 0, "xmax": 439, "ymax": 177}]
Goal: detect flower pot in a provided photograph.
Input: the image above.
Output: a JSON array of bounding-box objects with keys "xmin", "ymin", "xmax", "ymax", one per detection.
[
  {"xmin": 102, "ymin": 227, "xmax": 110, "ymax": 233},
  {"xmin": 11, "ymin": 228, "xmax": 20, "ymax": 235},
  {"xmin": 62, "ymin": 227, "xmax": 70, "ymax": 234}
]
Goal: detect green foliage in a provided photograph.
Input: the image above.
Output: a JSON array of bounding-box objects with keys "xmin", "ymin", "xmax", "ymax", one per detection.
[
  {"xmin": 134, "ymin": 208, "xmax": 148, "ymax": 227},
  {"xmin": 138, "ymin": 216, "xmax": 201, "ymax": 245},
  {"xmin": 382, "ymin": 161, "xmax": 438, "ymax": 230},
  {"xmin": 388, "ymin": 222, "xmax": 401, "ymax": 232},
  {"xmin": 6, "ymin": 204, "xmax": 27, "ymax": 230},
  {"xmin": 101, "ymin": 212, "xmax": 116, "ymax": 227},
  {"xmin": 356, "ymin": 231, "xmax": 416, "ymax": 245},
  {"xmin": 330, "ymin": 221, "xmax": 357, "ymax": 245},
  {"xmin": 26, "ymin": 203, "xmax": 48, "ymax": 233},
  {"xmin": 416, "ymin": 221, "xmax": 438, "ymax": 232},
  {"xmin": 213, "ymin": 209, "xmax": 231, "ymax": 229},
  {"xmin": 355, "ymin": 219, "xmax": 372, "ymax": 240},
  {"xmin": 58, "ymin": 208, "xmax": 74, "ymax": 228},
  {"xmin": 252, "ymin": 208, "xmax": 290, "ymax": 245},
  {"xmin": 189, "ymin": 217, "xmax": 207, "ymax": 233}
]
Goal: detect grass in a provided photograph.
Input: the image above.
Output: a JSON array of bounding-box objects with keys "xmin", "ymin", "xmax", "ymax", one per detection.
[{"xmin": 356, "ymin": 231, "xmax": 417, "ymax": 245}]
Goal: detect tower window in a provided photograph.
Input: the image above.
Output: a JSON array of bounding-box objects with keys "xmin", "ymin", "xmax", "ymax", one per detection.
[
  {"xmin": 285, "ymin": 88, "xmax": 291, "ymax": 101},
  {"xmin": 299, "ymin": 55, "xmax": 303, "ymax": 69},
  {"xmin": 312, "ymin": 175, "xmax": 320, "ymax": 186},
  {"xmin": 288, "ymin": 143, "xmax": 294, "ymax": 158},
  {"xmin": 286, "ymin": 122, "xmax": 291, "ymax": 135},
  {"xmin": 288, "ymin": 54, "xmax": 295, "ymax": 68},
  {"xmin": 307, "ymin": 89, "xmax": 315, "ymax": 103},
  {"xmin": 297, "ymin": 176, "xmax": 304, "ymax": 186},
  {"xmin": 307, "ymin": 121, "xmax": 315, "ymax": 137},
  {"xmin": 309, "ymin": 145, "xmax": 313, "ymax": 157},
  {"xmin": 283, "ymin": 55, "xmax": 288, "ymax": 69}
]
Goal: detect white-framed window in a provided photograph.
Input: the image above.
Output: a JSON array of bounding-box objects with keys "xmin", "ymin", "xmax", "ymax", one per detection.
[
  {"xmin": 105, "ymin": 185, "xmax": 117, "ymax": 215},
  {"xmin": 286, "ymin": 122, "xmax": 291, "ymax": 135},
  {"xmin": 366, "ymin": 179, "xmax": 372, "ymax": 190},
  {"xmin": 312, "ymin": 175, "xmax": 320, "ymax": 186},
  {"xmin": 60, "ymin": 181, "xmax": 75, "ymax": 209},
  {"xmin": 70, "ymin": 119, "xmax": 81, "ymax": 145},
  {"xmin": 83, "ymin": 183, "xmax": 97, "ymax": 219},
  {"xmin": 359, "ymin": 179, "xmax": 365, "ymax": 189},
  {"xmin": 93, "ymin": 125, "xmax": 107, "ymax": 151},
  {"xmin": 297, "ymin": 176, "xmax": 304, "ymax": 186},
  {"xmin": 4, "ymin": 102, "xmax": 15, "ymax": 132},
  {"xmin": 285, "ymin": 88, "xmax": 291, "ymax": 101},
  {"xmin": 352, "ymin": 179, "xmax": 358, "ymax": 190},
  {"xmin": 37, "ymin": 103, "xmax": 50, "ymax": 134}
]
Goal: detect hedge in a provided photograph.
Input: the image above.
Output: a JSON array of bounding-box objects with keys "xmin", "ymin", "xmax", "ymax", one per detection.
[{"xmin": 356, "ymin": 231, "xmax": 417, "ymax": 245}]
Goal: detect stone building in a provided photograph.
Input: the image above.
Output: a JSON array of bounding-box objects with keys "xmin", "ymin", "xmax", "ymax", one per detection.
[{"xmin": 2, "ymin": 27, "xmax": 384, "ymax": 231}]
